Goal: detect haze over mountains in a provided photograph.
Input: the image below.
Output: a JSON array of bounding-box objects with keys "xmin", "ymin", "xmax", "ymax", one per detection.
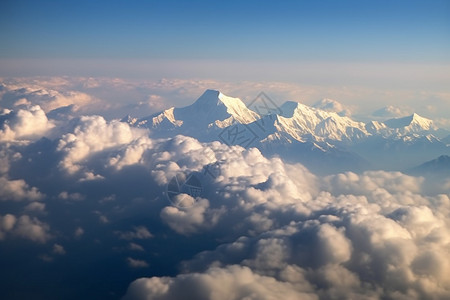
[
  {"xmin": 125, "ymin": 90, "xmax": 450, "ymax": 174},
  {"xmin": 0, "ymin": 78, "xmax": 450, "ymax": 300}
]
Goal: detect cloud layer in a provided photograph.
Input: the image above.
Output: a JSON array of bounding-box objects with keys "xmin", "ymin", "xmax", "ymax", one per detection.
[{"xmin": 0, "ymin": 78, "xmax": 449, "ymax": 299}]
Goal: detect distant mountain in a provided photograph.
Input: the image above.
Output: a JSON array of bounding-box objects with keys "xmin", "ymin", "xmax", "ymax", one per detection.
[
  {"xmin": 407, "ymin": 155, "xmax": 450, "ymax": 177},
  {"xmin": 134, "ymin": 90, "xmax": 259, "ymax": 139},
  {"xmin": 383, "ymin": 113, "xmax": 435, "ymax": 135},
  {"xmin": 124, "ymin": 90, "xmax": 450, "ymax": 174}
]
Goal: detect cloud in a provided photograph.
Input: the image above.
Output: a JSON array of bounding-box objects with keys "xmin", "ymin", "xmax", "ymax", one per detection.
[
  {"xmin": 0, "ymin": 176, "xmax": 44, "ymax": 201},
  {"xmin": 0, "ymin": 105, "xmax": 54, "ymax": 141},
  {"xmin": 129, "ymin": 243, "xmax": 145, "ymax": 252},
  {"xmin": 313, "ymin": 98, "xmax": 352, "ymax": 116},
  {"xmin": 372, "ymin": 105, "xmax": 410, "ymax": 118},
  {"xmin": 52, "ymin": 243, "xmax": 66, "ymax": 255},
  {"xmin": 116, "ymin": 226, "xmax": 154, "ymax": 240},
  {"xmin": 24, "ymin": 201, "xmax": 46, "ymax": 213},
  {"xmin": 323, "ymin": 170, "xmax": 424, "ymax": 196},
  {"xmin": 127, "ymin": 257, "xmax": 149, "ymax": 268},
  {"xmin": 123, "ymin": 265, "xmax": 319, "ymax": 300},
  {"xmin": 74, "ymin": 226, "xmax": 84, "ymax": 238},
  {"xmin": 58, "ymin": 191, "xmax": 85, "ymax": 201},
  {"xmin": 0, "ymin": 88, "xmax": 448, "ymax": 299},
  {"xmin": 0, "ymin": 214, "xmax": 51, "ymax": 243},
  {"xmin": 56, "ymin": 115, "xmax": 145, "ymax": 174},
  {"xmin": 160, "ymin": 198, "xmax": 218, "ymax": 235},
  {"xmin": 0, "ymin": 214, "xmax": 16, "ymax": 240},
  {"xmin": 0, "ymin": 82, "xmax": 97, "ymax": 112}
]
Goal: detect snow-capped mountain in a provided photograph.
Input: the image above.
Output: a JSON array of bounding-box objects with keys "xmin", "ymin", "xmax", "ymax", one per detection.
[
  {"xmin": 137, "ymin": 89, "xmax": 258, "ymax": 127},
  {"xmin": 125, "ymin": 90, "xmax": 450, "ymax": 174},
  {"xmin": 134, "ymin": 90, "xmax": 259, "ymax": 138},
  {"xmin": 383, "ymin": 113, "xmax": 435, "ymax": 135}
]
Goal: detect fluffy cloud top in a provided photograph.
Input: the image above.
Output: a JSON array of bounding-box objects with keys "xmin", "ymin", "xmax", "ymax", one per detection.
[
  {"xmin": 0, "ymin": 105, "xmax": 54, "ymax": 141},
  {"xmin": 0, "ymin": 214, "xmax": 51, "ymax": 243},
  {"xmin": 0, "ymin": 79, "xmax": 448, "ymax": 299},
  {"xmin": 0, "ymin": 176, "xmax": 44, "ymax": 201}
]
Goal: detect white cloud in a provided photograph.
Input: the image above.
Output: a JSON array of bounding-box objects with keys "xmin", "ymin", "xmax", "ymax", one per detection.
[
  {"xmin": 129, "ymin": 243, "xmax": 145, "ymax": 252},
  {"xmin": 58, "ymin": 191, "xmax": 85, "ymax": 201},
  {"xmin": 313, "ymin": 98, "xmax": 353, "ymax": 116},
  {"xmin": 1, "ymin": 81, "xmax": 97, "ymax": 112},
  {"xmin": 0, "ymin": 214, "xmax": 16, "ymax": 240},
  {"xmin": 372, "ymin": 105, "xmax": 411, "ymax": 118},
  {"xmin": 0, "ymin": 87, "xmax": 448, "ymax": 299},
  {"xmin": 74, "ymin": 227, "xmax": 84, "ymax": 238},
  {"xmin": 14, "ymin": 215, "xmax": 51, "ymax": 243},
  {"xmin": 56, "ymin": 115, "xmax": 146, "ymax": 174},
  {"xmin": 127, "ymin": 257, "xmax": 149, "ymax": 268},
  {"xmin": 24, "ymin": 201, "xmax": 46, "ymax": 213},
  {"xmin": 116, "ymin": 226, "xmax": 154, "ymax": 240},
  {"xmin": 52, "ymin": 243, "xmax": 66, "ymax": 255},
  {"xmin": 0, "ymin": 214, "xmax": 51, "ymax": 243},
  {"xmin": 0, "ymin": 176, "xmax": 44, "ymax": 201},
  {"xmin": 123, "ymin": 265, "xmax": 318, "ymax": 300},
  {"xmin": 108, "ymin": 136, "xmax": 153, "ymax": 170},
  {"xmin": 0, "ymin": 105, "xmax": 54, "ymax": 141},
  {"xmin": 160, "ymin": 198, "xmax": 218, "ymax": 235}
]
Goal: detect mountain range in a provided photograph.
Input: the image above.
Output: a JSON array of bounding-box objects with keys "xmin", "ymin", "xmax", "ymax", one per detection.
[
  {"xmin": 123, "ymin": 90, "xmax": 450, "ymax": 175},
  {"xmin": 407, "ymin": 155, "xmax": 450, "ymax": 177}
]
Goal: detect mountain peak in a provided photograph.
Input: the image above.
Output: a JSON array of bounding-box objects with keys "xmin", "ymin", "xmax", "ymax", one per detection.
[
  {"xmin": 143, "ymin": 90, "xmax": 260, "ymax": 129},
  {"xmin": 190, "ymin": 89, "xmax": 249, "ymax": 113},
  {"xmin": 280, "ymin": 101, "xmax": 300, "ymax": 118},
  {"xmin": 191, "ymin": 89, "xmax": 221, "ymax": 107},
  {"xmin": 384, "ymin": 113, "xmax": 433, "ymax": 131},
  {"xmin": 411, "ymin": 112, "xmax": 429, "ymax": 122}
]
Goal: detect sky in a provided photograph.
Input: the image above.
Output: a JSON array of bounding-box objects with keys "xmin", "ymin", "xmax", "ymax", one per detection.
[
  {"xmin": 0, "ymin": 0, "xmax": 449, "ymax": 74},
  {"xmin": 0, "ymin": 0, "xmax": 450, "ymax": 123}
]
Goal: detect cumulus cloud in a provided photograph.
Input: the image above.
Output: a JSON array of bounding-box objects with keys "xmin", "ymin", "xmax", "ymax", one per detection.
[
  {"xmin": 129, "ymin": 243, "xmax": 145, "ymax": 252},
  {"xmin": 0, "ymin": 176, "xmax": 44, "ymax": 201},
  {"xmin": 125, "ymin": 149, "xmax": 450, "ymax": 299},
  {"xmin": 0, "ymin": 105, "xmax": 54, "ymax": 141},
  {"xmin": 160, "ymin": 198, "xmax": 219, "ymax": 235},
  {"xmin": 74, "ymin": 226, "xmax": 84, "ymax": 238},
  {"xmin": 0, "ymin": 90, "xmax": 448, "ymax": 299},
  {"xmin": 58, "ymin": 191, "xmax": 85, "ymax": 201},
  {"xmin": 313, "ymin": 98, "xmax": 352, "ymax": 116},
  {"xmin": 127, "ymin": 257, "xmax": 149, "ymax": 268},
  {"xmin": 116, "ymin": 226, "xmax": 154, "ymax": 240},
  {"xmin": 56, "ymin": 115, "xmax": 145, "ymax": 174},
  {"xmin": 0, "ymin": 214, "xmax": 16, "ymax": 240},
  {"xmin": 372, "ymin": 105, "xmax": 411, "ymax": 119},
  {"xmin": 123, "ymin": 265, "xmax": 318, "ymax": 300},
  {"xmin": 52, "ymin": 243, "xmax": 66, "ymax": 255},
  {"xmin": 0, "ymin": 214, "xmax": 51, "ymax": 243},
  {"xmin": 0, "ymin": 81, "xmax": 97, "ymax": 112},
  {"xmin": 24, "ymin": 201, "xmax": 46, "ymax": 213}
]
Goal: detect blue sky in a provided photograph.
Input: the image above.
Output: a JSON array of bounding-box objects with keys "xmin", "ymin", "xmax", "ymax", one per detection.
[
  {"xmin": 0, "ymin": 0, "xmax": 449, "ymax": 97},
  {"xmin": 1, "ymin": 0, "xmax": 449, "ymax": 62}
]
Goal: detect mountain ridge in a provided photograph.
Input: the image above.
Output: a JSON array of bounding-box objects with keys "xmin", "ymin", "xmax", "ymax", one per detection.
[{"xmin": 124, "ymin": 90, "xmax": 450, "ymax": 174}]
